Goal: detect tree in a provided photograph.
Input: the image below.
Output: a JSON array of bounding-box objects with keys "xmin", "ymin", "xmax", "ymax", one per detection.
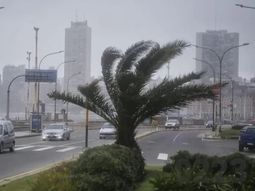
[{"xmin": 48, "ymin": 40, "xmax": 216, "ymax": 149}]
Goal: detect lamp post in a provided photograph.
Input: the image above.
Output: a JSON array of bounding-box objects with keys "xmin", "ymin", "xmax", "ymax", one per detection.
[
  {"xmin": 26, "ymin": 51, "xmax": 32, "ymax": 120},
  {"xmin": 66, "ymin": 72, "xmax": 81, "ymax": 121},
  {"xmin": 37, "ymin": 50, "xmax": 64, "ymax": 114},
  {"xmin": 7, "ymin": 75, "xmax": 25, "ymax": 120},
  {"xmin": 33, "ymin": 27, "xmax": 39, "ymax": 113},
  {"xmin": 193, "ymin": 58, "xmax": 216, "ymax": 130},
  {"xmin": 236, "ymin": 4, "xmax": 255, "ymax": 9},
  {"xmin": 222, "ymin": 73, "xmax": 234, "ymax": 124},
  {"xmin": 54, "ymin": 60, "xmax": 76, "ymax": 121},
  {"xmin": 193, "ymin": 43, "xmax": 249, "ymax": 132}
]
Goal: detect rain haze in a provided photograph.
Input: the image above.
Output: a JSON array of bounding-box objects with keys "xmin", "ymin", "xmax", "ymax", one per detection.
[{"xmin": 0, "ymin": 0, "xmax": 254, "ymax": 79}]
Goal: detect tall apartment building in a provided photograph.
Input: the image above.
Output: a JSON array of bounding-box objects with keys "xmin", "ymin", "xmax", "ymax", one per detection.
[
  {"xmin": 196, "ymin": 30, "xmax": 239, "ymax": 82},
  {"xmin": 64, "ymin": 21, "xmax": 91, "ymax": 93},
  {"xmin": 0, "ymin": 65, "xmax": 26, "ymax": 113}
]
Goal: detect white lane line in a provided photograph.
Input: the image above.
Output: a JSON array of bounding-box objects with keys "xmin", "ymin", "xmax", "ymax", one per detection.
[
  {"xmin": 33, "ymin": 146, "xmax": 55, "ymax": 151},
  {"xmin": 56, "ymin": 147, "xmax": 78, "ymax": 152},
  {"xmin": 157, "ymin": 153, "xmax": 168, "ymax": 161},
  {"xmin": 15, "ymin": 146, "xmax": 35, "ymax": 151},
  {"xmin": 172, "ymin": 132, "xmax": 183, "ymax": 142}
]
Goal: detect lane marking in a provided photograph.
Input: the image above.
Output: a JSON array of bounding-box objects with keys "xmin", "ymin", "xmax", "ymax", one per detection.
[
  {"xmin": 172, "ymin": 132, "xmax": 183, "ymax": 142},
  {"xmin": 15, "ymin": 146, "xmax": 35, "ymax": 151},
  {"xmin": 56, "ymin": 147, "xmax": 78, "ymax": 152},
  {"xmin": 157, "ymin": 153, "xmax": 168, "ymax": 161},
  {"xmin": 33, "ymin": 146, "xmax": 55, "ymax": 151},
  {"xmin": 182, "ymin": 142, "xmax": 189, "ymax": 145}
]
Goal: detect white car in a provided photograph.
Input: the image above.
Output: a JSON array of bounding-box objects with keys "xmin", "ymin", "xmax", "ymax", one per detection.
[
  {"xmin": 99, "ymin": 122, "xmax": 116, "ymax": 139},
  {"xmin": 165, "ymin": 119, "xmax": 180, "ymax": 129},
  {"xmin": 42, "ymin": 123, "xmax": 71, "ymax": 141}
]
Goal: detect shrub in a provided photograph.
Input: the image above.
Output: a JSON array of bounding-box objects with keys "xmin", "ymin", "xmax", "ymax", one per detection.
[
  {"xmin": 158, "ymin": 151, "xmax": 255, "ymax": 191},
  {"xmin": 30, "ymin": 161, "xmax": 75, "ymax": 191},
  {"xmin": 71, "ymin": 144, "xmax": 144, "ymax": 191}
]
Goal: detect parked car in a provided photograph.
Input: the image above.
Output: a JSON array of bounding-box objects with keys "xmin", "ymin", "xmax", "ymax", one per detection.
[
  {"xmin": 205, "ymin": 120, "xmax": 214, "ymax": 128},
  {"xmin": 239, "ymin": 125, "xmax": 255, "ymax": 152},
  {"xmin": 42, "ymin": 123, "xmax": 71, "ymax": 141},
  {"xmin": 165, "ymin": 119, "xmax": 180, "ymax": 129},
  {"xmin": 99, "ymin": 122, "xmax": 116, "ymax": 139},
  {"xmin": 0, "ymin": 120, "xmax": 15, "ymax": 153}
]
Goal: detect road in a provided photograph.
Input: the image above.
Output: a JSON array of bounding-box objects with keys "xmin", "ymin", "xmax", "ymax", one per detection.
[
  {"xmin": 0, "ymin": 127, "xmax": 250, "ymax": 180},
  {"xmin": 0, "ymin": 127, "xmax": 114, "ymax": 180},
  {"xmin": 138, "ymin": 129, "xmax": 240, "ymax": 165}
]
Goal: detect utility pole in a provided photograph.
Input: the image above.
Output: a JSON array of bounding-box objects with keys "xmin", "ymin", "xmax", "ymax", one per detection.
[
  {"xmin": 33, "ymin": 27, "xmax": 39, "ymax": 113},
  {"xmin": 26, "ymin": 51, "xmax": 31, "ymax": 120}
]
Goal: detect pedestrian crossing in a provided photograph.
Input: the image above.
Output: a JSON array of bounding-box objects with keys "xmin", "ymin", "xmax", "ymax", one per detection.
[{"xmin": 15, "ymin": 145, "xmax": 81, "ymax": 153}]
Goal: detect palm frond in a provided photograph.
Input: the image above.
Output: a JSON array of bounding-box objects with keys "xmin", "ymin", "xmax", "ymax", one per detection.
[
  {"xmin": 116, "ymin": 40, "xmax": 156, "ymax": 75},
  {"xmin": 134, "ymin": 40, "xmax": 188, "ymax": 90},
  {"xmin": 48, "ymin": 90, "xmax": 118, "ymax": 126},
  {"xmin": 133, "ymin": 80, "xmax": 216, "ymax": 126},
  {"xmin": 101, "ymin": 47, "xmax": 122, "ymax": 109},
  {"xmin": 78, "ymin": 79, "xmax": 118, "ymax": 123}
]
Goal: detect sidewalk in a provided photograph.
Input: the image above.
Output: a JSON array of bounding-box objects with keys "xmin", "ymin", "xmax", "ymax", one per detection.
[{"xmin": 15, "ymin": 131, "xmax": 41, "ymax": 138}]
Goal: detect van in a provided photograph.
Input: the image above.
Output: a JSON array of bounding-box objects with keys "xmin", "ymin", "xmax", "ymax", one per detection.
[{"xmin": 0, "ymin": 120, "xmax": 15, "ymax": 153}]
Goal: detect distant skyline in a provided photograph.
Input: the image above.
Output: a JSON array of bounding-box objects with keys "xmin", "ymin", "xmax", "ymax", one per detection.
[{"xmin": 0, "ymin": 0, "xmax": 254, "ymax": 80}]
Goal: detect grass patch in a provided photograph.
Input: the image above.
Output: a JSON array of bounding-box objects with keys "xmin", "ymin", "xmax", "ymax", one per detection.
[
  {"xmin": 135, "ymin": 166, "xmax": 162, "ymax": 191},
  {"xmin": 220, "ymin": 128, "xmax": 240, "ymax": 139},
  {"xmin": 0, "ymin": 175, "xmax": 38, "ymax": 191}
]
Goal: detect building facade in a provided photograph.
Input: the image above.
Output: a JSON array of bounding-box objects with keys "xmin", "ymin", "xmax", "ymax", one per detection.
[
  {"xmin": 196, "ymin": 30, "xmax": 239, "ymax": 82},
  {"xmin": 64, "ymin": 21, "xmax": 91, "ymax": 93},
  {"xmin": 0, "ymin": 65, "xmax": 26, "ymax": 114}
]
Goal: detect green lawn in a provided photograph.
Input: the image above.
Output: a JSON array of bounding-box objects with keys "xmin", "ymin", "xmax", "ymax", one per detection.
[
  {"xmin": 0, "ymin": 175, "xmax": 38, "ymax": 191},
  {"xmin": 220, "ymin": 128, "xmax": 240, "ymax": 139},
  {"xmin": 135, "ymin": 166, "xmax": 162, "ymax": 191},
  {"xmin": 0, "ymin": 166, "xmax": 162, "ymax": 191}
]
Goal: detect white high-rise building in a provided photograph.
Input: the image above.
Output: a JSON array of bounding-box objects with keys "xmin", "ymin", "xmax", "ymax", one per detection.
[
  {"xmin": 64, "ymin": 21, "xmax": 91, "ymax": 93},
  {"xmin": 196, "ymin": 30, "xmax": 239, "ymax": 82}
]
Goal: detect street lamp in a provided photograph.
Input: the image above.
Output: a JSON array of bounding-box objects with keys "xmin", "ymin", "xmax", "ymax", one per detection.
[
  {"xmin": 37, "ymin": 50, "xmax": 64, "ymax": 114},
  {"xmin": 66, "ymin": 72, "xmax": 81, "ymax": 121},
  {"xmin": 222, "ymin": 73, "xmax": 234, "ymax": 124},
  {"xmin": 54, "ymin": 60, "xmax": 76, "ymax": 121},
  {"xmin": 6, "ymin": 75, "xmax": 25, "ymax": 120},
  {"xmin": 193, "ymin": 58, "xmax": 216, "ymax": 130},
  {"xmin": 236, "ymin": 4, "xmax": 255, "ymax": 9},
  {"xmin": 192, "ymin": 43, "xmax": 249, "ymax": 132}
]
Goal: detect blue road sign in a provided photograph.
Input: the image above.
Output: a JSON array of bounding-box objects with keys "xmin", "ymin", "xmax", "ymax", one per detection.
[{"xmin": 25, "ymin": 69, "xmax": 57, "ymax": 82}]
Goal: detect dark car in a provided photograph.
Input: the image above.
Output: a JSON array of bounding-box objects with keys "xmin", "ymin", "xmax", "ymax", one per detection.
[{"xmin": 239, "ymin": 126, "xmax": 255, "ymax": 152}]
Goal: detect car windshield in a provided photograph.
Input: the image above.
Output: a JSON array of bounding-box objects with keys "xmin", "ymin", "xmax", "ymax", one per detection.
[
  {"xmin": 246, "ymin": 128, "xmax": 255, "ymax": 134},
  {"xmin": 46, "ymin": 125, "xmax": 64, "ymax": 130},
  {"xmin": 102, "ymin": 123, "xmax": 114, "ymax": 128},
  {"xmin": 167, "ymin": 120, "xmax": 178, "ymax": 123}
]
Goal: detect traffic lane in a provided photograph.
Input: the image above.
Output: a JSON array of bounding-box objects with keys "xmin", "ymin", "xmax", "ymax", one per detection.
[
  {"xmin": 15, "ymin": 129, "xmax": 100, "ymax": 146},
  {"xmin": 138, "ymin": 130, "xmax": 238, "ymax": 166},
  {"xmin": 0, "ymin": 130, "xmax": 114, "ymax": 180},
  {"xmin": 138, "ymin": 130, "xmax": 181, "ymax": 166}
]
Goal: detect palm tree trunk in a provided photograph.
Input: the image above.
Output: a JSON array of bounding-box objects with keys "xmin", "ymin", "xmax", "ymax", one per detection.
[{"xmin": 115, "ymin": 125, "xmax": 139, "ymax": 149}]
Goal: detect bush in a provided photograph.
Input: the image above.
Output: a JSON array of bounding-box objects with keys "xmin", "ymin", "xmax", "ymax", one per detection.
[
  {"xmin": 156, "ymin": 151, "xmax": 255, "ymax": 191},
  {"xmin": 71, "ymin": 144, "xmax": 144, "ymax": 191},
  {"xmin": 30, "ymin": 161, "xmax": 75, "ymax": 191}
]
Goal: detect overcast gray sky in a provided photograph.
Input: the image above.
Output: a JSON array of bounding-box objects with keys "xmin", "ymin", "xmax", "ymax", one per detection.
[{"xmin": 0, "ymin": 0, "xmax": 254, "ymax": 80}]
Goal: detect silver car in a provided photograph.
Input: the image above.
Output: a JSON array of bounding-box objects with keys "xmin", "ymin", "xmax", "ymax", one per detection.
[
  {"xmin": 42, "ymin": 123, "xmax": 71, "ymax": 141},
  {"xmin": 0, "ymin": 120, "xmax": 15, "ymax": 153},
  {"xmin": 99, "ymin": 122, "xmax": 116, "ymax": 139}
]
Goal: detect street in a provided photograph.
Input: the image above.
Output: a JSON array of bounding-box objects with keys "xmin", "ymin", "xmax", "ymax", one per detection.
[
  {"xmin": 138, "ymin": 129, "xmax": 240, "ymax": 165},
  {"xmin": 0, "ymin": 127, "xmax": 114, "ymax": 180},
  {"xmin": 1, "ymin": 127, "xmax": 254, "ymax": 181}
]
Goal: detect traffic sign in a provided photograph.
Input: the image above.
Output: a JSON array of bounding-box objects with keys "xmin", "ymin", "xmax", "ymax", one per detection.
[{"xmin": 25, "ymin": 69, "xmax": 57, "ymax": 82}]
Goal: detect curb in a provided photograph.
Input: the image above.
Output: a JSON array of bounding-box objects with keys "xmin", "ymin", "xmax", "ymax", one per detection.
[{"xmin": 15, "ymin": 133, "xmax": 41, "ymax": 139}]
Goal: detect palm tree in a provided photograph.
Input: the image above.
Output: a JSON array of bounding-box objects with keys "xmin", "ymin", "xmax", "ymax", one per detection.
[{"xmin": 48, "ymin": 40, "xmax": 216, "ymax": 149}]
